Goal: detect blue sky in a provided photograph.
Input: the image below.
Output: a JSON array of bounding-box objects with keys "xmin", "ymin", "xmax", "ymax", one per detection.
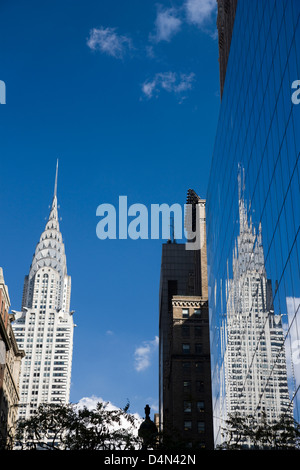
[{"xmin": 0, "ymin": 0, "xmax": 220, "ymax": 417}]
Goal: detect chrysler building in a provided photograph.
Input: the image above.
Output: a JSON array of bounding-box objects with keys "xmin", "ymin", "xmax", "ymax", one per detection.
[
  {"xmin": 223, "ymin": 168, "xmax": 291, "ymax": 432},
  {"xmin": 12, "ymin": 162, "xmax": 74, "ymax": 419}
]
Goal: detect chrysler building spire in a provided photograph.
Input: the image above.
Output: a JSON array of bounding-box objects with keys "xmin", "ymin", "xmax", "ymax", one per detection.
[
  {"xmin": 22, "ymin": 161, "xmax": 70, "ymax": 313},
  {"xmin": 12, "ymin": 163, "xmax": 74, "ymax": 422}
]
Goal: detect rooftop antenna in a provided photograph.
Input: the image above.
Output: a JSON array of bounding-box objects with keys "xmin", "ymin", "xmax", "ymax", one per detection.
[{"xmin": 170, "ymin": 215, "xmax": 176, "ymax": 243}]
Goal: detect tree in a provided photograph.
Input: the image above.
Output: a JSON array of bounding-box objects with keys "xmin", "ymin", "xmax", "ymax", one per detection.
[
  {"xmin": 14, "ymin": 401, "xmax": 142, "ymax": 450},
  {"xmin": 218, "ymin": 412, "xmax": 300, "ymax": 450}
]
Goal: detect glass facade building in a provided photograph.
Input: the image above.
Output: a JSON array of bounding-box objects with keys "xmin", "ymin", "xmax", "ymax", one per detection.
[{"xmin": 206, "ymin": 0, "xmax": 300, "ymax": 446}]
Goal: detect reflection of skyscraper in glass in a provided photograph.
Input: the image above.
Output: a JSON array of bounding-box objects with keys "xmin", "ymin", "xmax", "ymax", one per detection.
[
  {"xmin": 206, "ymin": 1, "xmax": 300, "ymax": 447},
  {"xmin": 224, "ymin": 168, "xmax": 291, "ymax": 424},
  {"xmin": 12, "ymin": 163, "xmax": 74, "ymax": 421}
]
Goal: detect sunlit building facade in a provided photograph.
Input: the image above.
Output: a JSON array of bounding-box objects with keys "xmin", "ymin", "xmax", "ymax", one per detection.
[
  {"xmin": 12, "ymin": 164, "xmax": 75, "ymax": 420},
  {"xmin": 207, "ymin": 0, "xmax": 300, "ymax": 446},
  {"xmin": 0, "ymin": 268, "xmax": 24, "ymax": 448}
]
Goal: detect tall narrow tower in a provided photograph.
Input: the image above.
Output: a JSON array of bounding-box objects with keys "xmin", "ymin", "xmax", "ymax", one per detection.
[
  {"xmin": 12, "ymin": 162, "xmax": 74, "ymax": 420},
  {"xmin": 159, "ymin": 191, "xmax": 213, "ymax": 449}
]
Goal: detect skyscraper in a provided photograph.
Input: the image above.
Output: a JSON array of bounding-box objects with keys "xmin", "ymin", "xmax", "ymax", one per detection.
[
  {"xmin": 216, "ymin": 0, "xmax": 238, "ymax": 98},
  {"xmin": 206, "ymin": 0, "xmax": 300, "ymax": 446},
  {"xmin": 223, "ymin": 167, "xmax": 290, "ymax": 426},
  {"xmin": 159, "ymin": 192, "xmax": 213, "ymax": 448},
  {"xmin": 12, "ymin": 162, "xmax": 75, "ymax": 420}
]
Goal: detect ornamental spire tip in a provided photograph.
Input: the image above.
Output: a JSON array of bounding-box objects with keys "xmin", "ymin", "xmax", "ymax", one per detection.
[{"xmin": 54, "ymin": 159, "xmax": 59, "ymax": 199}]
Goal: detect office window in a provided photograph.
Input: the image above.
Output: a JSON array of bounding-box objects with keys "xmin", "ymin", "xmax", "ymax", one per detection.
[
  {"xmin": 197, "ymin": 401, "xmax": 205, "ymax": 412},
  {"xmin": 184, "ymin": 401, "xmax": 192, "ymax": 413},
  {"xmin": 182, "ymin": 343, "xmax": 190, "ymax": 354},
  {"xmin": 182, "ymin": 308, "xmax": 189, "ymax": 318},
  {"xmin": 198, "ymin": 421, "xmax": 205, "ymax": 433},
  {"xmin": 183, "ymin": 381, "xmax": 191, "ymax": 392},
  {"xmin": 184, "ymin": 421, "xmax": 192, "ymax": 431}
]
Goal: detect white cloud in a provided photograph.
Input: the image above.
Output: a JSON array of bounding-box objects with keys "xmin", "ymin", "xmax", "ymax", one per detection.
[
  {"xmin": 134, "ymin": 336, "xmax": 159, "ymax": 372},
  {"xmin": 150, "ymin": 1, "xmax": 217, "ymax": 44},
  {"xmin": 87, "ymin": 27, "xmax": 132, "ymax": 59},
  {"xmin": 76, "ymin": 396, "xmax": 142, "ymax": 434},
  {"xmin": 87, "ymin": 1, "xmax": 217, "ymax": 61},
  {"xmin": 184, "ymin": 0, "xmax": 217, "ymax": 26},
  {"xmin": 77, "ymin": 396, "xmax": 142, "ymax": 422},
  {"xmin": 77, "ymin": 395, "xmax": 106, "ymax": 411},
  {"xmin": 105, "ymin": 330, "xmax": 114, "ymax": 336},
  {"xmin": 151, "ymin": 6, "xmax": 182, "ymax": 43},
  {"xmin": 141, "ymin": 71, "xmax": 195, "ymax": 101}
]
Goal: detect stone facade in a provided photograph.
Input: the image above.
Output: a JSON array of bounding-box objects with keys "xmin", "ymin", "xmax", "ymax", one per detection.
[
  {"xmin": 165, "ymin": 295, "xmax": 213, "ymax": 448},
  {"xmin": 0, "ymin": 268, "xmax": 24, "ymax": 449}
]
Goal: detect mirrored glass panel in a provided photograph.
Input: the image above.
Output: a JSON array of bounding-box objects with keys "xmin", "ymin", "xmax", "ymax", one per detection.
[{"xmin": 207, "ymin": 0, "xmax": 300, "ymax": 447}]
